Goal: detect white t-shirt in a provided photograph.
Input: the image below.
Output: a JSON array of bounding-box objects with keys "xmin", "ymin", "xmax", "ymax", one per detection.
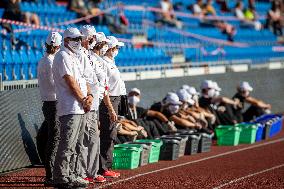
[
  {"xmin": 77, "ymin": 48, "xmax": 100, "ymax": 111},
  {"xmin": 161, "ymin": 1, "xmax": 170, "ymax": 12},
  {"xmin": 89, "ymin": 51, "xmax": 109, "ymax": 100},
  {"xmin": 193, "ymin": 4, "xmax": 202, "ymax": 14},
  {"xmin": 103, "ymin": 56, "xmax": 126, "ymax": 96},
  {"xmin": 235, "ymin": 8, "xmax": 245, "ymax": 19},
  {"xmin": 37, "ymin": 53, "xmax": 56, "ymax": 101},
  {"xmin": 52, "ymin": 47, "xmax": 87, "ymax": 116}
]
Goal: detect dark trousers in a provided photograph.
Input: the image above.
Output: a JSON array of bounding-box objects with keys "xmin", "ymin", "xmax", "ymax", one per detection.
[
  {"xmin": 243, "ymin": 105, "xmax": 265, "ymax": 122},
  {"xmin": 37, "ymin": 101, "xmax": 59, "ymax": 180},
  {"xmin": 135, "ymin": 118, "xmax": 160, "ymax": 139},
  {"xmin": 98, "ymin": 96, "xmax": 121, "ymax": 174}
]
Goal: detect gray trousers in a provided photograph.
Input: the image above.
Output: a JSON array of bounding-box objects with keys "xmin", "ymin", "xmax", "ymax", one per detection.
[
  {"xmin": 76, "ymin": 110, "xmax": 100, "ymax": 178},
  {"xmin": 53, "ymin": 114, "xmax": 84, "ymax": 183}
]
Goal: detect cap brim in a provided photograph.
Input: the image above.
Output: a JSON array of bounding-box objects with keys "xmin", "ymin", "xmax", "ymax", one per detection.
[
  {"xmin": 117, "ymin": 41, "xmax": 124, "ymax": 46},
  {"xmin": 247, "ymin": 87, "xmax": 253, "ymax": 91},
  {"xmin": 67, "ymin": 33, "xmax": 83, "ymax": 39},
  {"xmin": 173, "ymin": 101, "xmax": 182, "ymax": 105}
]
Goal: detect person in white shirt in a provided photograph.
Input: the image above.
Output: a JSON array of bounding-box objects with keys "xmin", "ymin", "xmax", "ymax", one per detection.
[
  {"xmin": 37, "ymin": 31, "xmax": 61, "ymax": 184},
  {"xmin": 235, "ymin": 1, "xmax": 262, "ymax": 30},
  {"xmin": 52, "ymin": 27, "xmax": 93, "ymax": 188},
  {"xmin": 75, "ymin": 25, "xmax": 106, "ymax": 183},
  {"xmin": 97, "ymin": 35, "xmax": 125, "ymax": 178}
]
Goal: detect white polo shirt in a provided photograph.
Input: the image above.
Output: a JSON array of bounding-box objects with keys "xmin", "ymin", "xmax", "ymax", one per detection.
[
  {"xmin": 52, "ymin": 46, "xmax": 87, "ymax": 116},
  {"xmin": 37, "ymin": 53, "xmax": 56, "ymax": 101},
  {"xmin": 103, "ymin": 56, "xmax": 126, "ymax": 96},
  {"xmin": 89, "ymin": 51, "xmax": 109, "ymax": 100},
  {"xmin": 77, "ymin": 48, "xmax": 100, "ymax": 111}
]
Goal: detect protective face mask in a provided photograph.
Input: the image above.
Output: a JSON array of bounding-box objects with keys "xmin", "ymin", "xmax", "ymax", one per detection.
[
  {"xmin": 192, "ymin": 95, "xmax": 198, "ymax": 104},
  {"xmin": 182, "ymin": 103, "xmax": 189, "ymax": 110},
  {"xmin": 112, "ymin": 50, "xmax": 118, "ymax": 58},
  {"xmin": 214, "ymin": 90, "xmax": 220, "ymax": 97},
  {"xmin": 68, "ymin": 40, "xmax": 81, "ymax": 53},
  {"xmin": 207, "ymin": 89, "xmax": 215, "ymax": 98},
  {"xmin": 88, "ymin": 40, "xmax": 96, "ymax": 50},
  {"xmin": 168, "ymin": 105, "xmax": 180, "ymax": 114},
  {"xmin": 99, "ymin": 45, "xmax": 108, "ymax": 56},
  {"xmin": 128, "ymin": 96, "xmax": 140, "ymax": 106}
]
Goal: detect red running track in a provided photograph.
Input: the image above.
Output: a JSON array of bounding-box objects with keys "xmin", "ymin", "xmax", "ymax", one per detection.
[{"xmin": 0, "ymin": 128, "xmax": 284, "ymax": 189}]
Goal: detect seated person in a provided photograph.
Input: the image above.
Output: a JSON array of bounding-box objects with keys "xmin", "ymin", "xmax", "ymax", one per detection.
[
  {"xmin": 235, "ymin": 1, "xmax": 262, "ymax": 31},
  {"xmin": 1, "ymin": 0, "xmax": 40, "ymax": 33},
  {"xmin": 182, "ymin": 85, "xmax": 217, "ymax": 130},
  {"xmin": 199, "ymin": 80, "xmax": 240, "ymax": 127},
  {"xmin": 116, "ymin": 117, "xmax": 148, "ymax": 144},
  {"xmin": 266, "ymin": 1, "xmax": 283, "ymax": 36},
  {"xmin": 203, "ymin": 0, "xmax": 216, "ymax": 16},
  {"xmin": 151, "ymin": 92, "xmax": 199, "ymax": 131},
  {"xmin": 176, "ymin": 89, "xmax": 212, "ymax": 133},
  {"xmin": 233, "ymin": 81, "xmax": 271, "ymax": 122},
  {"xmin": 191, "ymin": 0, "xmax": 206, "ymax": 17},
  {"xmin": 126, "ymin": 88, "xmax": 173, "ymax": 138},
  {"xmin": 159, "ymin": 0, "xmax": 183, "ymax": 28}
]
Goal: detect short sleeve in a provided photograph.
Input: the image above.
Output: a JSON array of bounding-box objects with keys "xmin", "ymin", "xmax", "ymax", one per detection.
[{"xmin": 57, "ymin": 54, "xmax": 73, "ymax": 78}]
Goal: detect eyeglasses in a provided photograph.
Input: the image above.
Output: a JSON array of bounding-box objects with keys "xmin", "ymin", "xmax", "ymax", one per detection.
[{"xmin": 70, "ymin": 37, "xmax": 82, "ymax": 42}]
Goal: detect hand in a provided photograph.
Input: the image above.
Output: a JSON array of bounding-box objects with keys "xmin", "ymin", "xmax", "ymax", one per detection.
[
  {"xmin": 85, "ymin": 95, "xmax": 93, "ymax": 106},
  {"xmin": 129, "ymin": 131, "xmax": 138, "ymax": 136},
  {"xmin": 137, "ymin": 126, "xmax": 144, "ymax": 131},
  {"xmin": 108, "ymin": 109, "xmax": 118, "ymax": 122},
  {"xmin": 195, "ymin": 122, "xmax": 202, "ymax": 129},
  {"xmin": 266, "ymin": 104, "xmax": 271, "ymax": 110}
]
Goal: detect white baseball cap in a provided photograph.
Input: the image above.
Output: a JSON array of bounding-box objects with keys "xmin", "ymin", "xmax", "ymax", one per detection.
[
  {"xmin": 212, "ymin": 81, "xmax": 222, "ymax": 91},
  {"xmin": 181, "ymin": 85, "xmax": 190, "ymax": 91},
  {"xmin": 46, "ymin": 32, "xmax": 62, "ymax": 46},
  {"xmin": 200, "ymin": 80, "xmax": 214, "ymax": 90},
  {"xmin": 96, "ymin": 32, "xmax": 111, "ymax": 43},
  {"xmin": 63, "ymin": 27, "xmax": 83, "ymax": 39},
  {"xmin": 188, "ymin": 87, "xmax": 200, "ymax": 96},
  {"xmin": 176, "ymin": 89, "xmax": 195, "ymax": 105},
  {"xmin": 106, "ymin": 36, "xmax": 124, "ymax": 48},
  {"xmin": 129, "ymin": 88, "xmax": 141, "ymax": 95},
  {"xmin": 239, "ymin": 81, "xmax": 253, "ymax": 91},
  {"xmin": 165, "ymin": 92, "xmax": 182, "ymax": 105},
  {"xmin": 80, "ymin": 25, "xmax": 97, "ymax": 38}
]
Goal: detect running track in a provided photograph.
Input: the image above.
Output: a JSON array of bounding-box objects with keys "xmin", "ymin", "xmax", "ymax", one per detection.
[{"xmin": 0, "ymin": 126, "xmax": 283, "ymax": 189}]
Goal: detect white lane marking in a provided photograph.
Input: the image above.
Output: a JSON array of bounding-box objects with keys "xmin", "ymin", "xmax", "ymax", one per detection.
[
  {"xmin": 96, "ymin": 138, "xmax": 284, "ymax": 189},
  {"xmin": 212, "ymin": 163, "xmax": 284, "ymax": 189}
]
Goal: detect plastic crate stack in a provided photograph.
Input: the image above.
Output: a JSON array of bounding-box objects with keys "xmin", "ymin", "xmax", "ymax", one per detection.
[
  {"xmin": 215, "ymin": 114, "xmax": 283, "ymax": 146},
  {"xmin": 112, "ymin": 131, "xmax": 214, "ymax": 170}
]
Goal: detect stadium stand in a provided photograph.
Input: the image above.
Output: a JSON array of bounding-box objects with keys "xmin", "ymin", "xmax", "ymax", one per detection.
[{"xmin": 0, "ymin": 0, "xmax": 283, "ymax": 83}]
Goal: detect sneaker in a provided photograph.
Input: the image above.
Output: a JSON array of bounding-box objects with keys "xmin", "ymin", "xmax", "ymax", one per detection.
[
  {"xmin": 84, "ymin": 177, "xmax": 94, "ymax": 183},
  {"xmin": 103, "ymin": 170, "xmax": 120, "ymax": 178},
  {"xmin": 94, "ymin": 175, "xmax": 107, "ymax": 183},
  {"xmin": 71, "ymin": 177, "xmax": 89, "ymax": 187}
]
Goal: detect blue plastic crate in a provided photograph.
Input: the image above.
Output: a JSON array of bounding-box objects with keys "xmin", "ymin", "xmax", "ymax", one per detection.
[
  {"xmin": 255, "ymin": 124, "xmax": 265, "ymax": 142},
  {"xmin": 254, "ymin": 114, "xmax": 283, "ymax": 138}
]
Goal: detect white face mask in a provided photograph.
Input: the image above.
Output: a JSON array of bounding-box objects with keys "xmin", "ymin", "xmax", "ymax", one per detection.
[
  {"xmin": 214, "ymin": 90, "xmax": 220, "ymax": 97},
  {"xmin": 192, "ymin": 95, "xmax": 198, "ymax": 104},
  {"xmin": 207, "ymin": 89, "xmax": 215, "ymax": 98},
  {"xmin": 68, "ymin": 40, "xmax": 81, "ymax": 53},
  {"xmin": 112, "ymin": 49, "xmax": 118, "ymax": 58},
  {"xmin": 100, "ymin": 45, "xmax": 108, "ymax": 56},
  {"xmin": 128, "ymin": 96, "xmax": 140, "ymax": 106},
  {"xmin": 88, "ymin": 40, "xmax": 96, "ymax": 50},
  {"xmin": 182, "ymin": 103, "xmax": 189, "ymax": 110},
  {"xmin": 168, "ymin": 105, "xmax": 180, "ymax": 114}
]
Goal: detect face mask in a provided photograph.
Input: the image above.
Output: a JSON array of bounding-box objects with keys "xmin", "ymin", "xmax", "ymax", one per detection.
[
  {"xmin": 168, "ymin": 105, "xmax": 180, "ymax": 114},
  {"xmin": 207, "ymin": 89, "xmax": 215, "ymax": 98},
  {"xmin": 128, "ymin": 96, "xmax": 140, "ymax": 106},
  {"xmin": 214, "ymin": 90, "xmax": 220, "ymax": 97},
  {"xmin": 68, "ymin": 40, "xmax": 81, "ymax": 53},
  {"xmin": 88, "ymin": 40, "xmax": 96, "ymax": 50},
  {"xmin": 99, "ymin": 45, "xmax": 108, "ymax": 56},
  {"xmin": 192, "ymin": 95, "xmax": 198, "ymax": 104},
  {"xmin": 112, "ymin": 49, "xmax": 118, "ymax": 58},
  {"xmin": 182, "ymin": 103, "xmax": 189, "ymax": 110}
]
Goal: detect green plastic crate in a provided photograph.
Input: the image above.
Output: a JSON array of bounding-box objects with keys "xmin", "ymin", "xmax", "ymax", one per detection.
[
  {"xmin": 112, "ymin": 146, "xmax": 142, "ymax": 170},
  {"xmin": 135, "ymin": 139, "xmax": 163, "ymax": 163},
  {"xmin": 236, "ymin": 123, "xmax": 258, "ymax": 144},
  {"xmin": 215, "ymin": 126, "xmax": 242, "ymax": 146}
]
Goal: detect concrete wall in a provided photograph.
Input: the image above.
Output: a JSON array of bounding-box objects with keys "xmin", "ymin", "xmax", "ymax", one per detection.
[
  {"xmin": 0, "ymin": 68, "xmax": 283, "ymax": 173},
  {"xmin": 125, "ymin": 68, "xmax": 284, "ymax": 113}
]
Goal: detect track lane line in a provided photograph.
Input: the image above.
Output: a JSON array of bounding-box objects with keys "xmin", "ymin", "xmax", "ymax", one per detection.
[
  {"xmin": 96, "ymin": 138, "xmax": 284, "ymax": 189},
  {"xmin": 212, "ymin": 163, "xmax": 284, "ymax": 189}
]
